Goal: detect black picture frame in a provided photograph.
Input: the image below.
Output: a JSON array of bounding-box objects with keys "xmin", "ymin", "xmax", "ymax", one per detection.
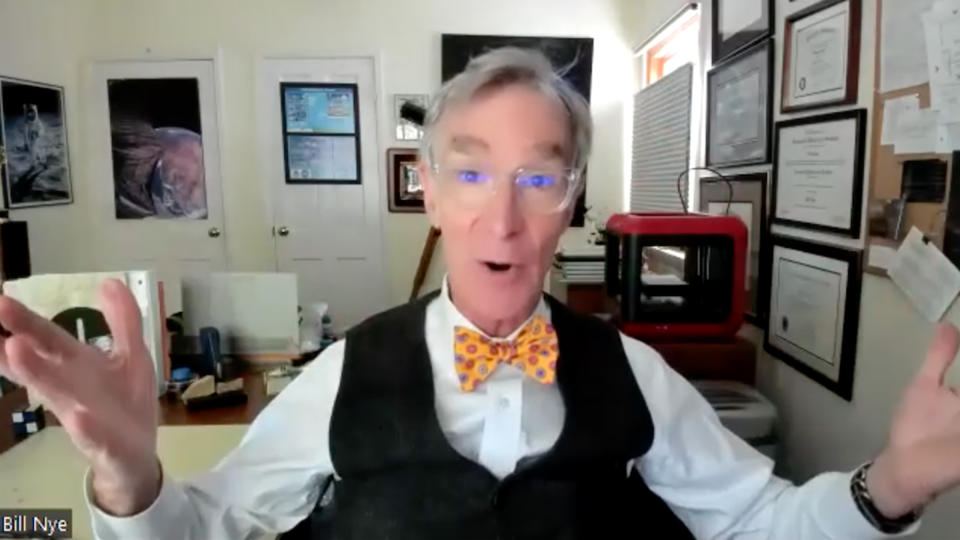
[
  {"xmin": 699, "ymin": 172, "xmax": 768, "ymax": 326},
  {"xmin": 280, "ymin": 82, "xmax": 362, "ymax": 185},
  {"xmin": 706, "ymin": 39, "xmax": 774, "ymax": 168},
  {"xmin": 0, "ymin": 77, "xmax": 74, "ymax": 210},
  {"xmin": 712, "ymin": 0, "xmax": 775, "ymax": 64},
  {"xmin": 771, "ymin": 108, "xmax": 867, "ymax": 238},
  {"xmin": 781, "ymin": 0, "xmax": 861, "ymax": 113},
  {"xmin": 763, "ymin": 235, "xmax": 862, "ymax": 401},
  {"xmin": 387, "ymin": 148, "xmax": 424, "ymax": 213}
]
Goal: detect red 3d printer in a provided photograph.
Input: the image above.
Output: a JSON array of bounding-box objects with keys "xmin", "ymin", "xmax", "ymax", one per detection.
[{"xmin": 604, "ymin": 213, "xmax": 747, "ymax": 341}]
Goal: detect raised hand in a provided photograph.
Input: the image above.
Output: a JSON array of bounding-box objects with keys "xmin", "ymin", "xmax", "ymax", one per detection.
[
  {"xmin": 0, "ymin": 279, "xmax": 160, "ymax": 516},
  {"xmin": 868, "ymin": 323, "xmax": 960, "ymax": 518}
]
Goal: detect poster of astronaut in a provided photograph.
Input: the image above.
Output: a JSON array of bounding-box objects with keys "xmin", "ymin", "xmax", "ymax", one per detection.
[
  {"xmin": 0, "ymin": 78, "xmax": 73, "ymax": 209},
  {"xmin": 107, "ymin": 77, "xmax": 208, "ymax": 219}
]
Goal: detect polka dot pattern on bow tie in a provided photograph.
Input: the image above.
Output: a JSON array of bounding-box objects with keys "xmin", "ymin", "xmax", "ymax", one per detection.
[{"xmin": 453, "ymin": 316, "xmax": 558, "ymax": 391}]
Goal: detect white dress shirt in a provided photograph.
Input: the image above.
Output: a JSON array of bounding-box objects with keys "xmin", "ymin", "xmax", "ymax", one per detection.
[{"xmin": 87, "ymin": 281, "xmax": 908, "ymax": 540}]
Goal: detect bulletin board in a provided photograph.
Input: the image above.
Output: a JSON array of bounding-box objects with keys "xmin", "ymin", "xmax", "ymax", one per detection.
[{"xmin": 867, "ymin": 1, "xmax": 954, "ymax": 273}]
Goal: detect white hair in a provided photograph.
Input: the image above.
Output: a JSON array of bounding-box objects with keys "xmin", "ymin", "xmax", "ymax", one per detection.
[{"xmin": 421, "ymin": 47, "xmax": 593, "ymax": 175}]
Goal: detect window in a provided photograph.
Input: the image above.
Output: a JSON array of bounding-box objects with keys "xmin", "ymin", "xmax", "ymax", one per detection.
[
  {"xmin": 627, "ymin": 4, "xmax": 703, "ymax": 213},
  {"xmin": 636, "ymin": 7, "xmax": 701, "ymax": 90}
]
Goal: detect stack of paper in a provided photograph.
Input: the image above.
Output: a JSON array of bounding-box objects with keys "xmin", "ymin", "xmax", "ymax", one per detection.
[{"xmin": 555, "ymin": 247, "xmax": 606, "ymax": 284}]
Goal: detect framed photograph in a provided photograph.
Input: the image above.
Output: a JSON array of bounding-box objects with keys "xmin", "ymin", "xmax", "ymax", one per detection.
[
  {"xmin": 107, "ymin": 77, "xmax": 208, "ymax": 219},
  {"xmin": 280, "ymin": 82, "xmax": 362, "ymax": 184},
  {"xmin": 699, "ymin": 173, "xmax": 768, "ymax": 325},
  {"xmin": 712, "ymin": 0, "xmax": 774, "ymax": 64},
  {"xmin": 764, "ymin": 236, "xmax": 862, "ymax": 401},
  {"xmin": 387, "ymin": 148, "xmax": 423, "ymax": 213},
  {"xmin": 0, "ymin": 77, "xmax": 72, "ymax": 209},
  {"xmin": 781, "ymin": 0, "xmax": 861, "ymax": 113},
  {"xmin": 771, "ymin": 109, "xmax": 867, "ymax": 237},
  {"xmin": 395, "ymin": 94, "xmax": 427, "ymax": 141},
  {"xmin": 706, "ymin": 39, "xmax": 773, "ymax": 168}
]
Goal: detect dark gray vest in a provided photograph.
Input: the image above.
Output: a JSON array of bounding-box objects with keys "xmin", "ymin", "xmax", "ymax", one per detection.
[{"xmin": 324, "ymin": 292, "xmax": 693, "ymax": 540}]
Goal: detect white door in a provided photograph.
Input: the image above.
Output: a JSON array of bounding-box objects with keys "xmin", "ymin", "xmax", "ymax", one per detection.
[
  {"xmin": 87, "ymin": 60, "xmax": 227, "ymax": 314},
  {"xmin": 257, "ymin": 57, "xmax": 388, "ymax": 330}
]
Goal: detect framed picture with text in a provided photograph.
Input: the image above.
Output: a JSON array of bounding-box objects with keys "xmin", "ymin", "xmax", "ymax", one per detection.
[
  {"xmin": 771, "ymin": 109, "xmax": 867, "ymax": 237},
  {"xmin": 781, "ymin": 0, "xmax": 861, "ymax": 112},
  {"xmin": 706, "ymin": 39, "xmax": 774, "ymax": 168},
  {"xmin": 712, "ymin": 0, "xmax": 774, "ymax": 64},
  {"xmin": 764, "ymin": 235, "xmax": 862, "ymax": 401}
]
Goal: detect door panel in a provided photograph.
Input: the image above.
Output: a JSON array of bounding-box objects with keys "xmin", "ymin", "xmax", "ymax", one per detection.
[
  {"xmin": 258, "ymin": 58, "xmax": 387, "ymax": 331},
  {"xmin": 87, "ymin": 60, "xmax": 227, "ymax": 304}
]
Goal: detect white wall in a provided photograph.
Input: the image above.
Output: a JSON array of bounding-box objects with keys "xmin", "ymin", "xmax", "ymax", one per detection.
[
  {"xmin": 0, "ymin": 0, "xmax": 633, "ymax": 305},
  {"xmin": 623, "ymin": 1, "xmax": 960, "ymax": 537},
  {"xmin": 0, "ymin": 2, "xmax": 93, "ymax": 274}
]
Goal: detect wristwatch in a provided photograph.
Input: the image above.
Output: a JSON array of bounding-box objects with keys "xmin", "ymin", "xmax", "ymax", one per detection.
[{"xmin": 850, "ymin": 461, "xmax": 922, "ymax": 534}]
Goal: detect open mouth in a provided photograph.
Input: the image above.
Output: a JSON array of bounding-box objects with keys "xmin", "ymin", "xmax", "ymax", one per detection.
[{"xmin": 483, "ymin": 261, "xmax": 513, "ymax": 272}]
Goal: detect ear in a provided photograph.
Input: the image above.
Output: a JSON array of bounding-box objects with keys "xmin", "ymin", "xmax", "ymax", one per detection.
[{"xmin": 418, "ymin": 160, "xmax": 440, "ymax": 229}]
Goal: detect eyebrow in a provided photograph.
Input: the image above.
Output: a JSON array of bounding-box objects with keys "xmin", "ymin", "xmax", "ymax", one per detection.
[
  {"xmin": 533, "ymin": 141, "xmax": 567, "ymax": 161},
  {"xmin": 449, "ymin": 135, "xmax": 490, "ymax": 154},
  {"xmin": 449, "ymin": 136, "xmax": 567, "ymax": 162}
]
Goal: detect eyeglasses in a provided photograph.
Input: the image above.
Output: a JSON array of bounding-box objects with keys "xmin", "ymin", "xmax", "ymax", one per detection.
[{"xmin": 430, "ymin": 162, "xmax": 582, "ymax": 214}]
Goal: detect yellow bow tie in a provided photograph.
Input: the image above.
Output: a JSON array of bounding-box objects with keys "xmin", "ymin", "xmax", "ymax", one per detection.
[{"xmin": 453, "ymin": 315, "xmax": 558, "ymax": 392}]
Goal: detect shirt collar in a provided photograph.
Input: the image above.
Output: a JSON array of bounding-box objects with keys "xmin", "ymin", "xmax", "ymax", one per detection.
[{"xmin": 439, "ymin": 275, "xmax": 550, "ymax": 341}]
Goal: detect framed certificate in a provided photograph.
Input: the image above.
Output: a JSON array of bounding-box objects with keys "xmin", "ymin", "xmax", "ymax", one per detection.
[
  {"xmin": 712, "ymin": 0, "xmax": 774, "ymax": 64},
  {"xmin": 706, "ymin": 40, "xmax": 773, "ymax": 168},
  {"xmin": 280, "ymin": 82, "xmax": 362, "ymax": 184},
  {"xmin": 771, "ymin": 109, "xmax": 867, "ymax": 237},
  {"xmin": 698, "ymin": 172, "xmax": 768, "ymax": 325},
  {"xmin": 781, "ymin": 0, "xmax": 861, "ymax": 112},
  {"xmin": 764, "ymin": 236, "xmax": 862, "ymax": 401}
]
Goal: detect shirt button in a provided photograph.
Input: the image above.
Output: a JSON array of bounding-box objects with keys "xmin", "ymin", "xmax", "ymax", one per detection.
[{"xmin": 498, "ymin": 397, "xmax": 510, "ymax": 410}]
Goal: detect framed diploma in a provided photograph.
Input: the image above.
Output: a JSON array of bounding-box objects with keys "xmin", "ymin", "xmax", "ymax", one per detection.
[
  {"xmin": 698, "ymin": 172, "xmax": 768, "ymax": 325},
  {"xmin": 764, "ymin": 236, "xmax": 862, "ymax": 401},
  {"xmin": 712, "ymin": 0, "xmax": 774, "ymax": 64},
  {"xmin": 771, "ymin": 109, "xmax": 867, "ymax": 237},
  {"xmin": 781, "ymin": 0, "xmax": 861, "ymax": 112},
  {"xmin": 706, "ymin": 40, "xmax": 773, "ymax": 168}
]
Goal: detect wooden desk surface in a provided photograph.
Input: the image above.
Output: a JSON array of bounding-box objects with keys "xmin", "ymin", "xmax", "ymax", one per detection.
[
  {"xmin": 159, "ymin": 371, "xmax": 274, "ymax": 425},
  {"xmin": 1, "ymin": 371, "xmax": 274, "ymax": 456}
]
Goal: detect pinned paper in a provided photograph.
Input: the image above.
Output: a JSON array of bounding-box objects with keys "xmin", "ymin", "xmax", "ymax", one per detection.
[
  {"xmin": 881, "ymin": 0, "xmax": 936, "ymax": 92},
  {"xmin": 895, "ymin": 108, "xmax": 940, "ymax": 154},
  {"xmin": 882, "ymin": 94, "xmax": 920, "ymax": 146},
  {"xmin": 888, "ymin": 227, "xmax": 960, "ymax": 321}
]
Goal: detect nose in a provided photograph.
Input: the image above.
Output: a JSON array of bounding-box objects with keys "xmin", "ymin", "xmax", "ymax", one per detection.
[{"xmin": 481, "ymin": 178, "xmax": 524, "ymax": 239}]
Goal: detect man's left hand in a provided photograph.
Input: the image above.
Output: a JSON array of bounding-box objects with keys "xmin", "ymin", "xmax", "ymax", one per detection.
[{"xmin": 867, "ymin": 323, "xmax": 960, "ymax": 518}]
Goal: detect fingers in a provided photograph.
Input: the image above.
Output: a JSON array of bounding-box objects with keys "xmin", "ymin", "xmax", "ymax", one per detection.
[
  {"xmin": 0, "ymin": 295, "xmax": 82, "ymax": 358},
  {"xmin": 917, "ymin": 323, "xmax": 960, "ymax": 387},
  {"xmin": 4, "ymin": 334, "xmax": 76, "ymax": 413},
  {"xmin": 96, "ymin": 279, "xmax": 145, "ymax": 357},
  {"xmin": 0, "ymin": 335, "xmax": 22, "ymax": 386}
]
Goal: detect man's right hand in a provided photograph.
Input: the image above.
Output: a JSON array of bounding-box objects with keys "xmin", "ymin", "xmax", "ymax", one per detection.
[{"xmin": 0, "ymin": 279, "xmax": 160, "ymax": 516}]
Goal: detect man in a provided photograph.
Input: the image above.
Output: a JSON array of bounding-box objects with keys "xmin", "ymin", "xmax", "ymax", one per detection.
[{"xmin": 1, "ymin": 48, "xmax": 958, "ymax": 540}]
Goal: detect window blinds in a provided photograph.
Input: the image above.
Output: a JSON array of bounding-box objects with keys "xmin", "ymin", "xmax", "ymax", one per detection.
[{"xmin": 630, "ymin": 63, "xmax": 693, "ymax": 212}]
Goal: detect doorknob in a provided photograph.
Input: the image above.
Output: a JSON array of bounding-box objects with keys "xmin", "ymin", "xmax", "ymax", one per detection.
[
  {"xmin": 208, "ymin": 227, "xmax": 221, "ymax": 238},
  {"xmin": 277, "ymin": 226, "xmax": 290, "ymax": 237}
]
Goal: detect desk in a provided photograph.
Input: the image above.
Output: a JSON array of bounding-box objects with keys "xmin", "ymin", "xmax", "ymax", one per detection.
[
  {"xmin": 160, "ymin": 371, "xmax": 274, "ymax": 425},
  {"xmin": 0, "ymin": 426, "xmax": 246, "ymax": 540}
]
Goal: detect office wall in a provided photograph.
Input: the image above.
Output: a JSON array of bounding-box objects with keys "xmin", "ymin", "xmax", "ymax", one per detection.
[
  {"xmin": 622, "ymin": 1, "xmax": 960, "ymax": 537},
  {"xmin": 0, "ymin": 1, "xmax": 92, "ymax": 274},
  {"xmin": 0, "ymin": 0, "xmax": 633, "ymax": 305}
]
